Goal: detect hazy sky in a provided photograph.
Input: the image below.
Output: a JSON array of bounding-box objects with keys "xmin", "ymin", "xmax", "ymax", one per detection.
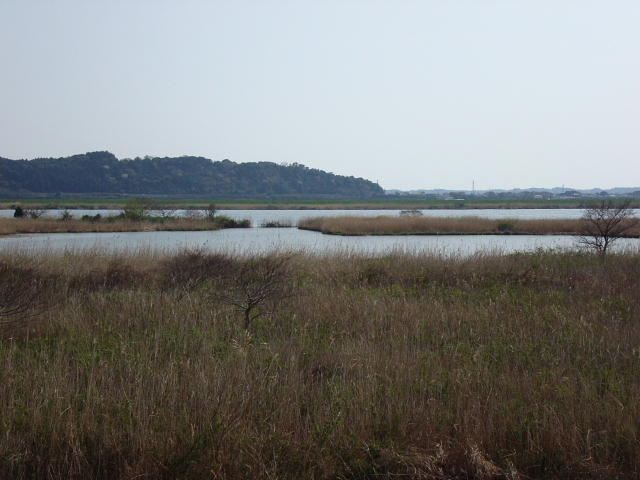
[{"xmin": 1, "ymin": 1, "xmax": 638, "ymax": 191}]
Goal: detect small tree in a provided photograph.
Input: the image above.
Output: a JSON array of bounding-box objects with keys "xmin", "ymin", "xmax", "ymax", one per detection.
[
  {"xmin": 183, "ymin": 208, "xmax": 203, "ymax": 220},
  {"xmin": 121, "ymin": 198, "xmax": 149, "ymax": 221},
  {"xmin": 23, "ymin": 208, "xmax": 46, "ymax": 219},
  {"xmin": 211, "ymin": 254, "xmax": 298, "ymax": 330},
  {"xmin": 204, "ymin": 203, "xmax": 218, "ymax": 221},
  {"xmin": 59, "ymin": 209, "xmax": 73, "ymax": 221},
  {"xmin": 577, "ymin": 200, "xmax": 638, "ymax": 256},
  {"xmin": 149, "ymin": 202, "xmax": 178, "ymax": 220}
]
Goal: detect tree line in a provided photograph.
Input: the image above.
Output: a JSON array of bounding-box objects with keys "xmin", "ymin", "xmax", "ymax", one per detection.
[{"xmin": 0, "ymin": 151, "xmax": 384, "ymax": 198}]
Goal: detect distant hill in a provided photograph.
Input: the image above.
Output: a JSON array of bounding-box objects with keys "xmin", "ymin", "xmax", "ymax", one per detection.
[{"xmin": 0, "ymin": 152, "xmax": 384, "ymax": 199}]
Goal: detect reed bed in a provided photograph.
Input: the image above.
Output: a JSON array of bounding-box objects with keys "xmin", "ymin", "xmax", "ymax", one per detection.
[
  {"xmin": 299, "ymin": 215, "xmax": 640, "ymax": 237},
  {"xmin": 0, "ymin": 217, "xmax": 238, "ymax": 235},
  {"xmin": 1, "ymin": 246, "xmax": 640, "ymax": 479}
]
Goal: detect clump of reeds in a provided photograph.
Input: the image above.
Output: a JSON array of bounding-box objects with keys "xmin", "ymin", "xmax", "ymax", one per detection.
[{"xmin": 1, "ymin": 246, "xmax": 640, "ymax": 478}]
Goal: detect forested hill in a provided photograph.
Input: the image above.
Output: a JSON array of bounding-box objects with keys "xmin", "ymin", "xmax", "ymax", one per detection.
[{"xmin": 0, "ymin": 152, "xmax": 384, "ymax": 198}]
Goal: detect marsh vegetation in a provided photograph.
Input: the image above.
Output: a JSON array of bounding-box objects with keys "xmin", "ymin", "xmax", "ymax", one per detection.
[
  {"xmin": 298, "ymin": 214, "xmax": 640, "ymax": 238},
  {"xmin": 1, "ymin": 246, "xmax": 640, "ymax": 478},
  {"xmin": 1, "ymin": 201, "xmax": 250, "ymax": 235}
]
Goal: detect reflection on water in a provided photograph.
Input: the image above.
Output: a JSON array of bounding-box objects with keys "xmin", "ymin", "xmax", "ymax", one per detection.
[{"xmin": 1, "ymin": 209, "xmax": 637, "ymax": 255}]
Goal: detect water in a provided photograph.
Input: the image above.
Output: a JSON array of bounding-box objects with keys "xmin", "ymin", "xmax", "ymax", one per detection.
[
  {"xmin": 1, "ymin": 207, "xmax": 587, "ymax": 222},
  {"xmin": 1, "ymin": 209, "xmax": 637, "ymax": 255}
]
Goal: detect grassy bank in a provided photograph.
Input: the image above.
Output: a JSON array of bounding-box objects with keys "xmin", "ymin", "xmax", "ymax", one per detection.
[
  {"xmin": 298, "ymin": 215, "xmax": 640, "ymax": 237},
  {"xmin": 1, "ymin": 247, "xmax": 640, "ymax": 478},
  {"xmin": 0, "ymin": 215, "xmax": 250, "ymax": 236}
]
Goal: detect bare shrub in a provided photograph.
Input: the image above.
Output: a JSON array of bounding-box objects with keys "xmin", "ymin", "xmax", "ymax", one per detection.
[
  {"xmin": 23, "ymin": 207, "xmax": 46, "ymax": 219},
  {"xmin": 182, "ymin": 208, "xmax": 204, "ymax": 220},
  {"xmin": 149, "ymin": 202, "xmax": 178, "ymax": 220},
  {"xmin": 210, "ymin": 253, "xmax": 298, "ymax": 330},
  {"xmin": 399, "ymin": 208, "xmax": 423, "ymax": 217}
]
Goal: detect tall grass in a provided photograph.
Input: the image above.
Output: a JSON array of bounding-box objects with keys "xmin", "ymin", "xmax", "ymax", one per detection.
[
  {"xmin": 299, "ymin": 215, "xmax": 640, "ymax": 237},
  {"xmin": 1, "ymin": 246, "xmax": 640, "ymax": 478}
]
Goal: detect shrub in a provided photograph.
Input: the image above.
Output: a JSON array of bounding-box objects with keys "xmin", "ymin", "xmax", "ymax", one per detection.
[
  {"xmin": 121, "ymin": 198, "xmax": 149, "ymax": 221},
  {"xmin": 260, "ymin": 220, "xmax": 293, "ymax": 228},
  {"xmin": 497, "ymin": 221, "xmax": 516, "ymax": 232},
  {"xmin": 58, "ymin": 209, "xmax": 73, "ymax": 221},
  {"xmin": 213, "ymin": 216, "xmax": 251, "ymax": 228},
  {"xmin": 81, "ymin": 213, "xmax": 102, "ymax": 222}
]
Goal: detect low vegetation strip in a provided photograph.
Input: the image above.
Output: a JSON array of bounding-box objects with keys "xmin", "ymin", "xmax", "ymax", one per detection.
[
  {"xmin": 0, "ymin": 217, "xmax": 229, "ymax": 235},
  {"xmin": 0, "ymin": 214, "xmax": 250, "ymax": 236},
  {"xmin": 1, "ymin": 247, "xmax": 640, "ymax": 478},
  {"xmin": 298, "ymin": 214, "xmax": 640, "ymax": 236}
]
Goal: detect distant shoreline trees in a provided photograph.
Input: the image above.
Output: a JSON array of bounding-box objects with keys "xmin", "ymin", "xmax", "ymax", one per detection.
[{"xmin": 0, "ymin": 152, "xmax": 384, "ymax": 199}]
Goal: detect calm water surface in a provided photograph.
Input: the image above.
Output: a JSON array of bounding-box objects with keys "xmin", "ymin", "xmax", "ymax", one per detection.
[
  {"xmin": 0, "ymin": 208, "xmax": 587, "ymax": 222},
  {"xmin": 1, "ymin": 209, "xmax": 637, "ymax": 255}
]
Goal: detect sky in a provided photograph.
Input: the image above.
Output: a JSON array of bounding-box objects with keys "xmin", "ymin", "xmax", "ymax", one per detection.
[{"xmin": 1, "ymin": 1, "xmax": 639, "ymax": 191}]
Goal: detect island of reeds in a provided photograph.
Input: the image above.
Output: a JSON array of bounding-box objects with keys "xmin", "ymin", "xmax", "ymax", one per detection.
[
  {"xmin": 298, "ymin": 214, "xmax": 640, "ymax": 237},
  {"xmin": 0, "ymin": 202, "xmax": 250, "ymax": 236},
  {"xmin": 1, "ymin": 246, "xmax": 640, "ymax": 479}
]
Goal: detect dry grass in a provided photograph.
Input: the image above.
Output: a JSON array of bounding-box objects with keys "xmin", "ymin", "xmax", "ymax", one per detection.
[
  {"xmin": 298, "ymin": 215, "xmax": 640, "ymax": 237},
  {"xmin": 0, "ymin": 217, "xmax": 230, "ymax": 235},
  {"xmin": 1, "ymin": 246, "xmax": 640, "ymax": 478}
]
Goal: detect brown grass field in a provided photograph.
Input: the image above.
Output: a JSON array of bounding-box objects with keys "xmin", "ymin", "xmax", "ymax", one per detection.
[
  {"xmin": 298, "ymin": 215, "xmax": 640, "ymax": 237},
  {"xmin": 0, "ymin": 245, "xmax": 640, "ymax": 478}
]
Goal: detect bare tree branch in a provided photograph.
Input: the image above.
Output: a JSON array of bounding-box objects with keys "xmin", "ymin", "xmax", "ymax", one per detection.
[
  {"xmin": 577, "ymin": 200, "xmax": 638, "ymax": 256},
  {"xmin": 210, "ymin": 254, "xmax": 298, "ymax": 330}
]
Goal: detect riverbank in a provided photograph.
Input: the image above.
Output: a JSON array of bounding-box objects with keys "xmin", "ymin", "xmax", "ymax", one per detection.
[
  {"xmin": 0, "ymin": 215, "xmax": 250, "ymax": 236},
  {"xmin": 298, "ymin": 215, "xmax": 640, "ymax": 237},
  {"xmin": 1, "ymin": 247, "xmax": 639, "ymax": 478}
]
